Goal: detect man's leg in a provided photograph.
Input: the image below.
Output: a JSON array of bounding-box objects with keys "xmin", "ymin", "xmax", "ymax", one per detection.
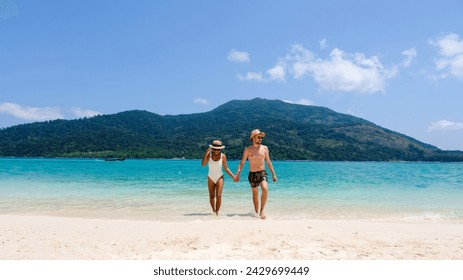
[
  {"xmin": 259, "ymin": 180, "xmax": 268, "ymax": 219},
  {"xmin": 251, "ymin": 186, "xmax": 259, "ymax": 214}
]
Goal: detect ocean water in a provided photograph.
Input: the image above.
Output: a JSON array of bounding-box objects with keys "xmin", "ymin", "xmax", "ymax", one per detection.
[{"xmin": 0, "ymin": 158, "xmax": 462, "ymax": 222}]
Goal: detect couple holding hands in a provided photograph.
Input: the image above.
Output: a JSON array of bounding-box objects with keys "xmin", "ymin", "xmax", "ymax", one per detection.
[{"xmin": 201, "ymin": 129, "xmax": 278, "ymax": 219}]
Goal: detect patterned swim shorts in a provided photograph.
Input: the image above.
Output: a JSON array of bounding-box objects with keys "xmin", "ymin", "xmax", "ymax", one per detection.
[{"xmin": 248, "ymin": 170, "xmax": 268, "ymax": 188}]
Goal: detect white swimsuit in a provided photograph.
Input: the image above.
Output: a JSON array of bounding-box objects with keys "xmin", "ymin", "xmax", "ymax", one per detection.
[{"xmin": 208, "ymin": 154, "xmax": 223, "ymax": 184}]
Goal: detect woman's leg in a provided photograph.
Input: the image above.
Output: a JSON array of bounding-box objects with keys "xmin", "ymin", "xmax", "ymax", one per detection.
[
  {"xmin": 215, "ymin": 177, "xmax": 224, "ymax": 214},
  {"xmin": 207, "ymin": 177, "xmax": 216, "ymax": 213}
]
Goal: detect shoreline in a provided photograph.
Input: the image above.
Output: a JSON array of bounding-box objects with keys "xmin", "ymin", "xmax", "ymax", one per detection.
[
  {"xmin": 1, "ymin": 214, "xmax": 462, "ymax": 260},
  {"xmin": 3, "ymin": 157, "xmax": 463, "ymax": 163}
]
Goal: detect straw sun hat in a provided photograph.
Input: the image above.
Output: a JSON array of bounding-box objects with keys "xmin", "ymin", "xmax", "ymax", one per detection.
[
  {"xmin": 209, "ymin": 140, "xmax": 225, "ymax": 149},
  {"xmin": 249, "ymin": 129, "xmax": 265, "ymax": 141}
]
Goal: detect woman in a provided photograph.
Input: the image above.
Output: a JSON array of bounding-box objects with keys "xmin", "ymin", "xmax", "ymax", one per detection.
[{"xmin": 201, "ymin": 140, "xmax": 236, "ymax": 216}]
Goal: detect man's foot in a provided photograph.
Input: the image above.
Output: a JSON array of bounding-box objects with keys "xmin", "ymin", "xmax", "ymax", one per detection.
[{"xmin": 260, "ymin": 211, "xmax": 266, "ymax": 220}]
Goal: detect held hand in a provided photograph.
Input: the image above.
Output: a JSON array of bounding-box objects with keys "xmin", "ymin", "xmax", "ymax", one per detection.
[
  {"xmin": 272, "ymin": 175, "xmax": 277, "ymax": 182},
  {"xmin": 234, "ymin": 174, "xmax": 240, "ymax": 182}
]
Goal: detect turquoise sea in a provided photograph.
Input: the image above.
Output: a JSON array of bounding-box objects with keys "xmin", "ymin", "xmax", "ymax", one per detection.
[{"xmin": 0, "ymin": 158, "xmax": 462, "ymax": 222}]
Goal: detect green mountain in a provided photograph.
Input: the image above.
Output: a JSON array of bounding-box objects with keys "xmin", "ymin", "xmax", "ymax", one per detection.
[{"xmin": 1, "ymin": 98, "xmax": 462, "ymax": 161}]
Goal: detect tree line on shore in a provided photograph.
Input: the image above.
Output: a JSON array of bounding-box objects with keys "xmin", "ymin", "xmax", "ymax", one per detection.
[{"xmin": 1, "ymin": 98, "xmax": 462, "ymax": 161}]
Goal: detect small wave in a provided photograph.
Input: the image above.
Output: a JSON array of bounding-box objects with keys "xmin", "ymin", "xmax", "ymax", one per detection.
[{"xmin": 404, "ymin": 211, "xmax": 463, "ymax": 222}]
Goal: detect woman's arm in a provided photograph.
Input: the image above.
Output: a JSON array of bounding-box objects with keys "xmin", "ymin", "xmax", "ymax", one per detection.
[
  {"xmin": 201, "ymin": 148, "xmax": 211, "ymax": 166},
  {"xmin": 222, "ymin": 154, "xmax": 236, "ymax": 180}
]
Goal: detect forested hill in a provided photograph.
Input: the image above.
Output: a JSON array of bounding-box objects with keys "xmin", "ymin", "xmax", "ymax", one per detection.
[{"xmin": 1, "ymin": 98, "xmax": 462, "ymax": 161}]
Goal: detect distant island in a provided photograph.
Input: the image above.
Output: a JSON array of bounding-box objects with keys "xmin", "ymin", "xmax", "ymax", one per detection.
[{"xmin": 1, "ymin": 98, "xmax": 462, "ymax": 161}]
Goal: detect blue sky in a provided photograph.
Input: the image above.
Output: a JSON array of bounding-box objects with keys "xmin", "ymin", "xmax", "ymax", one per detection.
[{"xmin": 1, "ymin": 0, "xmax": 462, "ymax": 150}]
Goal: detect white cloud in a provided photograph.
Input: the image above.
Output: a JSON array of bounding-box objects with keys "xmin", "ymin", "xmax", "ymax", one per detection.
[
  {"xmin": 0, "ymin": 102, "xmax": 63, "ymax": 121},
  {"xmin": 267, "ymin": 64, "xmax": 286, "ymax": 81},
  {"xmin": 238, "ymin": 72, "xmax": 264, "ymax": 82},
  {"xmin": 227, "ymin": 49, "xmax": 250, "ymax": 63},
  {"xmin": 72, "ymin": 107, "xmax": 101, "ymax": 118},
  {"xmin": 430, "ymin": 33, "xmax": 463, "ymax": 79},
  {"xmin": 428, "ymin": 119, "xmax": 463, "ymax": 131},
  {"xmin": 307, "ymin": 48, "xmax": 397, "ymax": 93},
  {"xmin": 0, "ymin": 0, "xmax": 18, "ymax": 19},
  {"xmin": 237, "ymin": 43, "xmax": 397, "ymax": 93},
  {"xmin": 288, "ymin": 44, "xmax": 315, "ymax": 79},
  {"xmin": 194, "ymin": 98, "xmax": 210, "ymax": 106},
  {"xmin": 431, "ymin": 33, "xmax": 463, "ymax": 57},
  {"xmin": 283, "ymin": 99, "xmax": 314, "ymax": 106},
  {"xmin": 401, "ymin": 48, "xmax": 417, "ymax": 67},
  {"xmin": 319, "ymin": 38, "xmax": 328, "ymax": 50}
]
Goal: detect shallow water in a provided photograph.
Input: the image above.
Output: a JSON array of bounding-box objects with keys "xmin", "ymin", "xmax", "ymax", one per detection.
[{"xmin": 1, "ymin": 158, "xmax": 462, "ymax": 222}]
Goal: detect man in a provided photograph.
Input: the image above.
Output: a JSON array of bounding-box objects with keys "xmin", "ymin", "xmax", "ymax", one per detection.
[{"xmin": 235, "ymin": 129, "xmax": 277, "ymax": 219}]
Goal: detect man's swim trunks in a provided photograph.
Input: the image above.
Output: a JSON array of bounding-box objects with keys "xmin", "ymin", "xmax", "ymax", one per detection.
[{"xmin": 248, "ymin": 170, "xmax": 268, "ymax": 188}]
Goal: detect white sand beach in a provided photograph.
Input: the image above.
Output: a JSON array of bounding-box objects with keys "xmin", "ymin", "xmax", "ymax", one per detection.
[{"xmin": 1, "ymin": 215, "xmax": 462, "ymax": 260}]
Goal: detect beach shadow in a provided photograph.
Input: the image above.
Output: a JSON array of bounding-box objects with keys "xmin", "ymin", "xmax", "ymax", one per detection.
[
  {"xmin": 183, "ymin": 212, "xmax": 259, "ymax": 218},
  {"xmin": 224, "ymin": 213, "xmax": 258, "ymax": 218},
  {"xmin": 184, "ymin": 213, "xmax": 212, "ymax": 217}
]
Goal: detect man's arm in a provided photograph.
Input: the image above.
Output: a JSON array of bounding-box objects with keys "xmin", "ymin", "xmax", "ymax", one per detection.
[
  {"xmin": 265, "ymin": 146, "xmax": 277, "ymax": 182},
  {"xmin": 235, "ymin": 148, "xmax": 248, "ymax": 181}
]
